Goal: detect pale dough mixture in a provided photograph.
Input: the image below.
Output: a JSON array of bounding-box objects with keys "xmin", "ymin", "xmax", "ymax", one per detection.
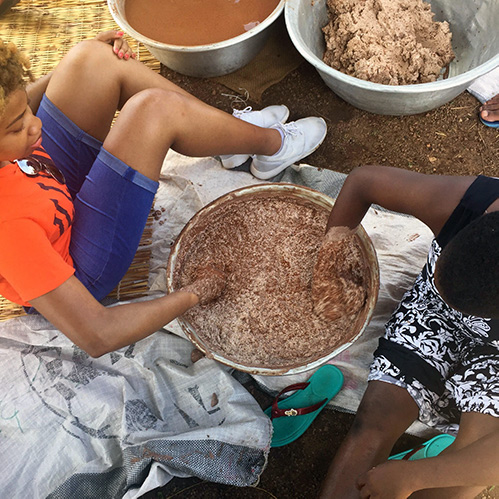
[{"xmin": 322, "ymin": 0, "xmax": 455, "ymax": 85}]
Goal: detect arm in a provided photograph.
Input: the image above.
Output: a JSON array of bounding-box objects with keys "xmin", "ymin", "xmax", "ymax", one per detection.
[
  {"xmin": 326, "ymin": 166, "xmax": 476, "ymax": 235},
  {"xmin": 356, "ymin": 431, "xmax": 499, "ymax": 498},
  {"xmin": 407, "ymin": 431, "xmax": 499, "ymax": 490},
  {"xmin": 30, "ymin": 268, "xmax": 225, "ymax": 358},
  {"xmin": 314, "ymin": 167, "xmax": 474, "ymax": 321}
]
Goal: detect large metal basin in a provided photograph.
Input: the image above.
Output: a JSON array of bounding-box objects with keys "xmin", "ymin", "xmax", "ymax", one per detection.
[
  {"xmin": 285, "ymin": 0, "xmax": 499, "ymax": 115},
  {"xmin": 166, "ymin": 184, "xmax": 380, "ymax": 376},
  {"xmin": 108, "ymin": 0, "xmax": 285, "ymax": 77}
]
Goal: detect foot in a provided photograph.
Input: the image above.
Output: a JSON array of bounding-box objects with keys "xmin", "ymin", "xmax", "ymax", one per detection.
[
  {"xmin": 480, "ymin": 94, "xmax": 499, "ymax": 127},
  {"xmin": 219, "ymin": 105, "xmax": 290, "ymax": 169},
  {"xmin": 250, "ymin": 117, "xmax": 327, "ymax": 180}
]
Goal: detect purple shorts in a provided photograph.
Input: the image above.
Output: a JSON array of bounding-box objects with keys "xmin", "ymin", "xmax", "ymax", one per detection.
[{"xmin": 37, "ymin": 95, "xmax": 158, "ymax": 301}]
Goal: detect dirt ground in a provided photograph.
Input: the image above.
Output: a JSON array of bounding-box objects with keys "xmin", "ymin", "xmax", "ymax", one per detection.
[
  {"xmin": 142, "ymin": 56, "xmax": 499, "ymax": 499},
  {"xmin": 160, "ymin": 61, "xmax": 499, "ymax": 179}
]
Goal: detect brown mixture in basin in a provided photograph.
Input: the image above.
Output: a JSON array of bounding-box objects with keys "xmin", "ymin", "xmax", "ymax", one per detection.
[
  {"xmin": 172, "ymin": 192, "xmax": 372, "ymax": 369},
  {"xmin": 312, "ymin": 226, "xmax": 368, "ymax": 321}
]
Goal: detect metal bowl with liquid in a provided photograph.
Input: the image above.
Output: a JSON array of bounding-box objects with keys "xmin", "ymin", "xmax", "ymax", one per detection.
[{"xmin": 108, "ymin": 0, "xmax": 285, "ymax": 77}]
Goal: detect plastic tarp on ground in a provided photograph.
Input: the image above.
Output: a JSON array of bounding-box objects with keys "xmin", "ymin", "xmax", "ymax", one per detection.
[
  {"xmin": 0, "ymin": 151, "xmax": 443, "ymax": 498},
  {"xmin": 0, "ymin": 309, "xmax": 272, "ymax": 498}
]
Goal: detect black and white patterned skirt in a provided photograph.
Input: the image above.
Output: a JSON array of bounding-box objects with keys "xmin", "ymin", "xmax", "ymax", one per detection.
[{"xmin": 369, "ymin": 240, "xmax": 499, "ymax": 433}]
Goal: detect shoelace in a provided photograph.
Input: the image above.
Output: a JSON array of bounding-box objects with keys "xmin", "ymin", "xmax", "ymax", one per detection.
[
  {"xmin": 233, "ymin": 106, "xmax": 253, "ymax": 119},
  {"xmin": 279, "ymin": 121, "xmax": 301, "ymax": 137}
]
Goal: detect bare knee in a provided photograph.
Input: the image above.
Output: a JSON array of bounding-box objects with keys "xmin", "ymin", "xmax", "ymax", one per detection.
[
  {"xmin": 67, "ymin": 39, "xmax": 112, "ymax": 61},
  {"xmin": 337, "ymin": 382, "xmax": 419, "ymax": 461},
  {"xmin": 120, "ymin": 88, "xmax": 188, "ymax": 125},
  {"xmin": 349, "ymin": 401, "xmax": 398, "ymax": 440},
  {"xmin": 56, "ymin": 39, "xmax": 116, "ymax": 77},
  {"xmin": 104, "ymin": 88, "xmax": 191, "ymax": 178}
]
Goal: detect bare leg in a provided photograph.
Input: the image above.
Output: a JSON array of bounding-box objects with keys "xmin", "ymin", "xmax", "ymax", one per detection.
[
  {"xmin": 319, "ymin": 380, "xmax": 419, "ymax": 499},
  {"xmin": 45, "ymin": 40, "xmax": 282, "ymax": 180},
  {"xmin": 410, "ymin": 412, "xmax": 499, "ymax": 499},
  {"xmin": 480, "ymin": 94, "xmax": 499, "ymax": 123}
]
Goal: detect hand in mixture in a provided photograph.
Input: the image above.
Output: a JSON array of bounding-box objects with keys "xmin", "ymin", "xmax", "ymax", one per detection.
[
  {"xmin": 182, "ymin": 265, "xmax": 227, "ymax": 305},
  {"xmin": 312, "ymin": 226, "xmax": 368, "ymax": 321}
]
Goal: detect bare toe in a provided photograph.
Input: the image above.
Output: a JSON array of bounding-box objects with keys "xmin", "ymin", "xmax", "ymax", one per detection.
[{"xmin": 480, "ymin": 94, "xmax": 499, "ymax": 122}]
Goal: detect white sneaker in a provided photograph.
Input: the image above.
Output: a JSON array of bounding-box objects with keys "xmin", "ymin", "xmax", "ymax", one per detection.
[
  {"xmin": 250, "ymin": 117, "xmax": 327, "ymax": 180},
  {"xmin": 219, "ymin": 105, "xmax": 290, "ymax": 169}
]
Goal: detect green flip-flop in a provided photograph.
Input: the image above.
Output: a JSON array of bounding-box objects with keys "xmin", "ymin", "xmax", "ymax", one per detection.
[
  {"xmin": 389, "ymin": 434, "xmax": 455, "ymax": 460},
  {"xmin": 264, "ymin": 364, "xmax": 344, "ymax": 447}
]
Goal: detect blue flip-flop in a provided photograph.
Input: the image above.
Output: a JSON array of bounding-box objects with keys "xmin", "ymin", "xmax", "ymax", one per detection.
[
  {"xmin": 480, "ymin": 116, "xmax": 499, "ymax": 128},
  {"xmin": 264, "ymin": 364, "xmax": 343, "ymax": 447},
  {"xmin": 389, "ymin": 434, "xmax": 455, "ymax": 460}
]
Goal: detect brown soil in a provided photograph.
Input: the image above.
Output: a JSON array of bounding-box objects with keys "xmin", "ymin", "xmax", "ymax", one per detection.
[
  {"xmin": 145, "ymin": 59, "xmax": 499, "ymax": 498},
  {"xmin": 161, "ymin": 61, "xmax": 499, "ymax": 180}
]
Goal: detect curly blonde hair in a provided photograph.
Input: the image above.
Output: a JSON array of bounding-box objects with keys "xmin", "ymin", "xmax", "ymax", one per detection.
[{"xmin": 0, "ymin": 39, "xmax": 33, "ymax": 115}]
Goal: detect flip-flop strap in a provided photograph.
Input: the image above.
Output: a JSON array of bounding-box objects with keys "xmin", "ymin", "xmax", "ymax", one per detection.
[
  {"xmin": 271, "ymin": 382, "xmax": 327, "ymax": 419},
  {"xmin": 401, "ymin": 444, "xmax": 425, "ymax": 460}
]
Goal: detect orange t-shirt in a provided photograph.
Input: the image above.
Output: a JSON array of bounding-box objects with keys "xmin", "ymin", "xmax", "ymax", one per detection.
[{"xmin": 0, "ymin": 148, "xmax": 75, "ymax": 306}]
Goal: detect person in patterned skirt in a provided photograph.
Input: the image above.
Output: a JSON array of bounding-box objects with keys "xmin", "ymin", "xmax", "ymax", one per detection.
[{"xmin": 318, "ymin": 165, "xmax": 499, "ymax": 498}]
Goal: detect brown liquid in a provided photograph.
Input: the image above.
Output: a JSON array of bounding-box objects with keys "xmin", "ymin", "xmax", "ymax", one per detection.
[{"xmin": 125, "ymin": 0, "xmax": 280, "ymax": 46}]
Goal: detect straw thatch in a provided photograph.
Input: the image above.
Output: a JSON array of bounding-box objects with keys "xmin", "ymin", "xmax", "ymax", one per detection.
[
  {"xmin": 0, "ymin": 0, "xmax": 160, "ymax": 78},
  {"xmin": 0, "ymin": 0, "xmax": 161, "ymax": 321}
]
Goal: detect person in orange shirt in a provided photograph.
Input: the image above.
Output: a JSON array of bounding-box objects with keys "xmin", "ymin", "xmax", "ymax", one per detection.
[{"xmin": 0, "ymin": 31, "xmax": 327, "ymax": 356}]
